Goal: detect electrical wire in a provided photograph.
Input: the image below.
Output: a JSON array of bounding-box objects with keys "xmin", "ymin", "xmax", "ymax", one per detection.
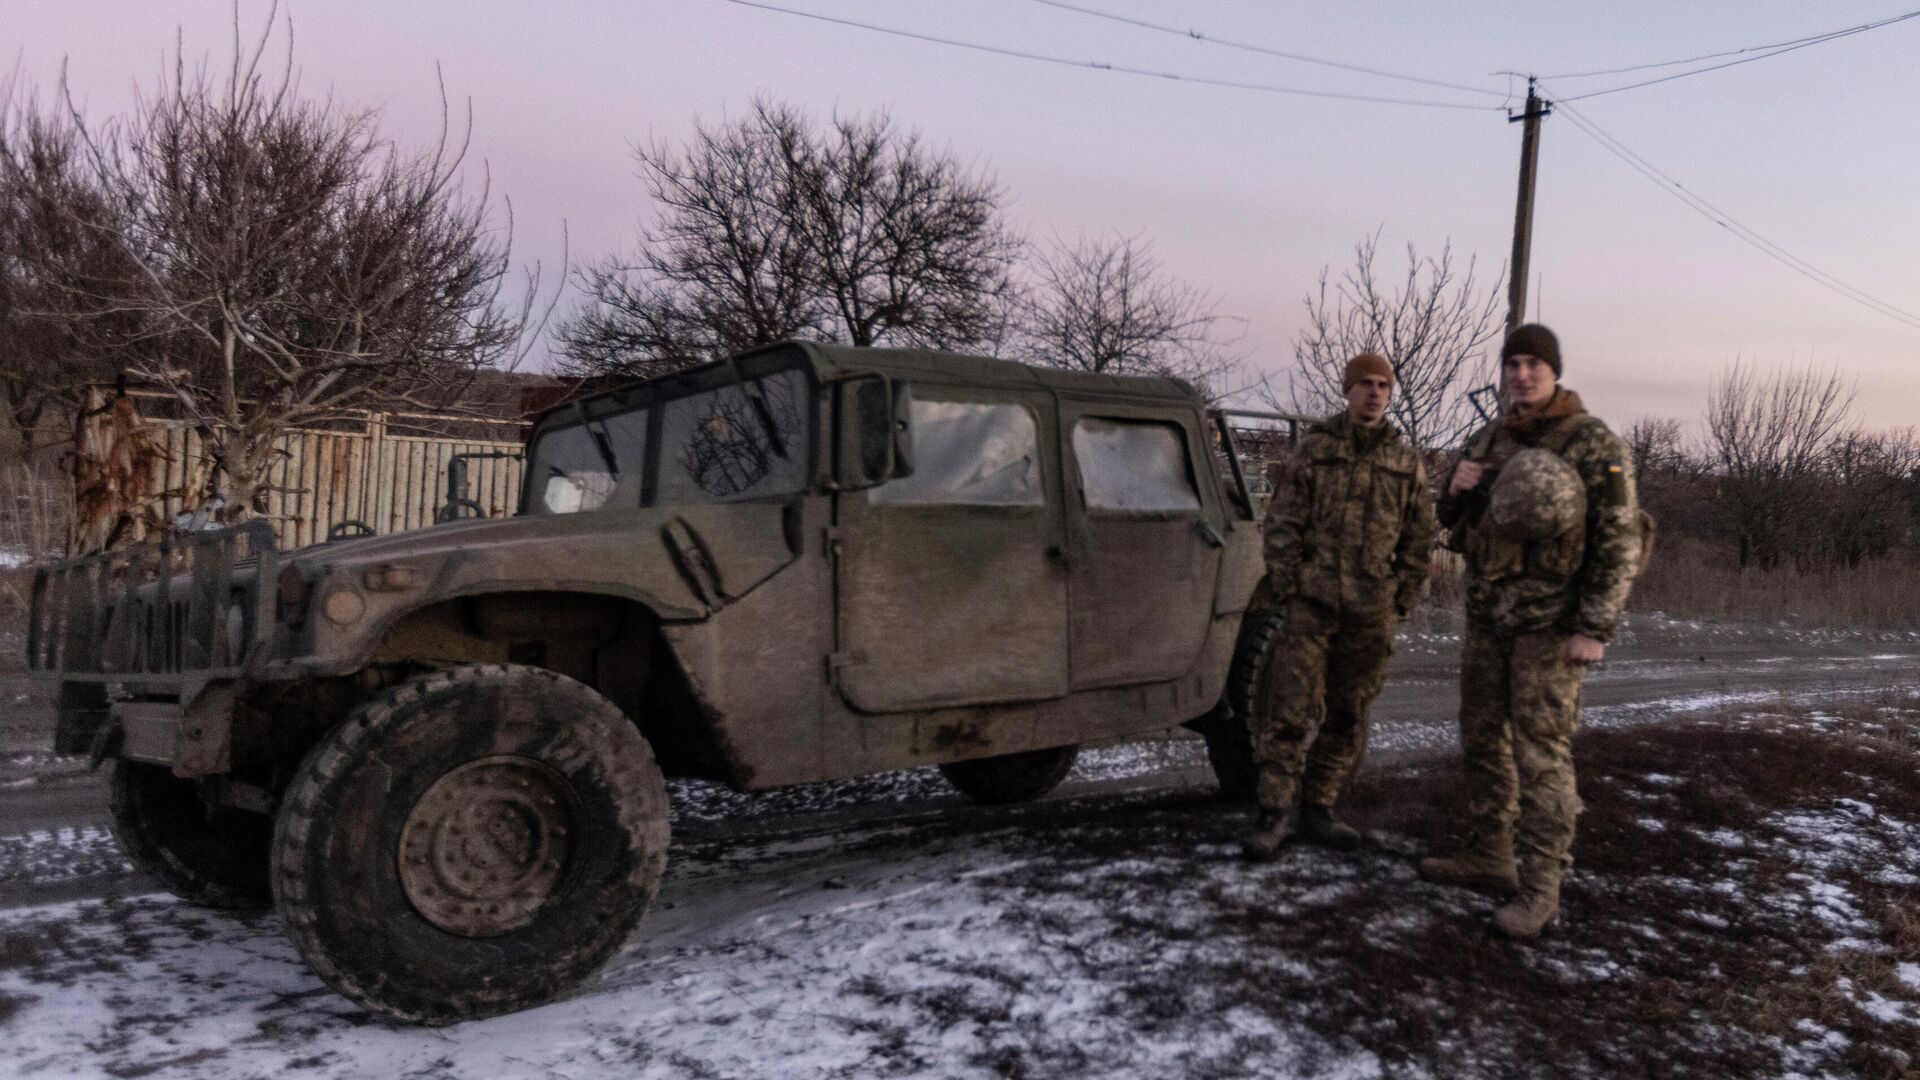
[
  {"xmin": 1547, "ymin": 10, "xmax": 1920, "ymax": 102},
  {"xmin": 1549, "ymin": 96, "xmax": 1920, "ymax": 332},
  {"xmin": 1027, "ymin": 0, "xmax": 1507, "ymax": 99},
  {"xmin": 1531, "ymin": 7, "xmax": 1920, "ymax": 79},
  {"xmin": 715, "ymin": 0, "xmax": 1504, "ymax": 110}
]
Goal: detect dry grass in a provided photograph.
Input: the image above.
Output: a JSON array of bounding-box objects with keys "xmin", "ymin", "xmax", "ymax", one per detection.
[
  {"xmin": 1631, "ymin": 535, "xmax": 1920, "ymax": 631},
  {"xmin": 1411, "ymin": 536, "xmax": 1920, "ymax": 633}
]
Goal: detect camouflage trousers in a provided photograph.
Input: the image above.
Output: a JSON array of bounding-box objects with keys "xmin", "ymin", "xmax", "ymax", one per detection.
[
  {"xmin": 1249, "ymin": 602, "xmax": 1397, "ymax": 813},
  {"xmin": 1457, "ymin": 623, "xmax": 1588, "ymax": 882}
]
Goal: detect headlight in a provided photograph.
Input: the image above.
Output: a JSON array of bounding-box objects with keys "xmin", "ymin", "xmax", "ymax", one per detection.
[{"xmin": 322, "ymin": 588, "xmax": 366, "ymax": 626}]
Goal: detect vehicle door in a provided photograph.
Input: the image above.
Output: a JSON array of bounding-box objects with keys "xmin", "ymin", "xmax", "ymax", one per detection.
[
  {"xmin": 1059, "ymin": 404, "xmax": 1224, "ymax": 689},
  {"xmin": 832, "ymin": 386, "xmax": 1070, "ymax": 713}
]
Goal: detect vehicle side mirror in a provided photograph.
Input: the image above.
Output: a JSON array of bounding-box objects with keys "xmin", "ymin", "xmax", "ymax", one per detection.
[{"xmin": 834, "ymin": 375, "xmax": 914, "ymax": 490}]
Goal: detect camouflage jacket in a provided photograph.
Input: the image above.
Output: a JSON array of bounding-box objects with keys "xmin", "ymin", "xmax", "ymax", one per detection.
[
  {"xmin": 1438, "ymin": 389, "xmax": 1641, "ymax": 641},
  {"xmin": 1260, "ymin": 413, "xmax": 1437, "ymax": 621}
]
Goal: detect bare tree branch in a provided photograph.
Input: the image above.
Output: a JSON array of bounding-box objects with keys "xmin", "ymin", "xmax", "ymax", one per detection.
[
  {"xmin": 1271, "ymin": 232, "xmax": 1503, "ymax": 449},
  {"xmin": 1011, "ymin": 232, "xmax": 1244, "ymax": 399}
]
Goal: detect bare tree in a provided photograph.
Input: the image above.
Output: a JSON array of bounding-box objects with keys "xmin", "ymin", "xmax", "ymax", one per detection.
[
  {"xmin": 0, "ymin": 102, "xmax": 135, "ymax": 458},
  {"xmin": 555, "ymin": 101, "xmax": 821, "ymax": 378},
  {"xmin": 1014, "ymin": 232, "xmax": 1243, "ymax": 396},
  {"xmin": 1704, "ymin": 361, "xmax": 1853, "ymax": 569},
  {"xmin": 1273, "ymin": 233, "xmax": 1502, "ymax": 449},
  {"xmin": 1815, "ymin": 427, "xmax": 1920, "ymax": 568},
  {"xmin": 6, "ymin": 17, "xmax": 530, "ymax": 527},
  {"xmin": 556, "ymin": 99, "xmax": 1020, "ymax": 378},
  {"xmin": 1625, "ymin": 417, "xmax": 1689, "ymax": 478}
]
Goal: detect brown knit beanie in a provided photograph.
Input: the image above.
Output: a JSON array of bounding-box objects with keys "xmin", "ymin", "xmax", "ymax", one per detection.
[
  {"xmin": 1501, "ymin": 323, "xmax": 1562, "ymax": 377},
  {"xmin": 1342, "ymin": 352, "xmax": 1395, "ymax": 391}
]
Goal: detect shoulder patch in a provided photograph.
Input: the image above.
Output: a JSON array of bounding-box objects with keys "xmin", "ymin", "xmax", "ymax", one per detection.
[{"xmin": 1605, "ymin": 460, "xmax": 1629, "ymax": 502}]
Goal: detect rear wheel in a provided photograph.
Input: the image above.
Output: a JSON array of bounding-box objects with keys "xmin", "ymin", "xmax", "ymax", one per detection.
[
  {"xmin": 938, "ymin": 745, "xmax": 1079, "ymax": 804},
  {"xmin": 108, "ymin": 760, "xmax": 273, "ymax": 909},
  {"xmin": 1201, "ymin": 609, "xmax": 1286, "ymax": 802},
  {"xmin": 271, "ymin": 664, "xmax": 669, "ymax": 1024}
]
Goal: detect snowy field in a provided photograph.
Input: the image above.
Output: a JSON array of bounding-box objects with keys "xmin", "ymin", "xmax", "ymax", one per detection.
[{"xmin": 2, "ymin": 697, "xmax": 1917, "ymax": 1079}]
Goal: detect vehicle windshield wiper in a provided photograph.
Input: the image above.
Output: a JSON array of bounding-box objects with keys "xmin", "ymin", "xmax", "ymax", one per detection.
[
  {"xmin": 573, "ymin": 402, "xmax": 619, "ymax": 474},
  {"xmin": 726, "ymin": 357, "xmax": 789, "ymax": 459}
]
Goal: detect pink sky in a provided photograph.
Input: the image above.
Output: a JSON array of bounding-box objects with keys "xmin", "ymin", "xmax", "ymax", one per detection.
[{"xmin": 11, "ymin": 0, "xmax": 1919, "ymax": 432}]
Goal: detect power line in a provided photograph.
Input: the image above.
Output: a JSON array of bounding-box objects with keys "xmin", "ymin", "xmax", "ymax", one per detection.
[
  {"xmin": 1547, "ymin": 10, "xmax": 1920, "ymax": 102},
  {"xmin": 1027, "ymin": 0, "xmax": 1507, "ymax": 99},
  {"xmin": 1548, "ymin": 96, "xmax": 1920, "ymax": 333},
  {"xmin": 715, "ymin": 0, "xmax": 1503, "ymax": 110},
  {"xmin": 1533, "ymin": 7, "xmax": 1920, "ymax": 79}
]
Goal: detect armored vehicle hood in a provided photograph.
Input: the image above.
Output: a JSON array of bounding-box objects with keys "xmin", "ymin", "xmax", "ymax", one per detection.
[{"xmin": 280, "ymin": 501, "xmax": 801, "ymax": 629}]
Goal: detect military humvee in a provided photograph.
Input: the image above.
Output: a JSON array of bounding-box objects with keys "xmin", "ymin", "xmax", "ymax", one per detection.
[{"xmin": 29, "ymin": 342, "xmax": 1284, "ymax": 1023}]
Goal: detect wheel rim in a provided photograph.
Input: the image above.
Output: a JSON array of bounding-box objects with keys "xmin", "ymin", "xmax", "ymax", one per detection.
[{"xmin": 398, "ymin": 755, "xmax": 577, "ymax": 937}]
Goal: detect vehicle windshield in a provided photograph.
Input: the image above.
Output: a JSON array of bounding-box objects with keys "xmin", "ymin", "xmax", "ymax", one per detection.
[
  {"xmin": 525, "ymin": 366, "xmax": 812, "ymax": 515},
  {"xmin": 526, "ymin": 407, "xmax": 648, "ymax": 514}
]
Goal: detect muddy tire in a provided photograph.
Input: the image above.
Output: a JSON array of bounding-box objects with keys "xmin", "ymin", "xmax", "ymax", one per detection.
[
  {"xmin": 108, "ymin": 760, "xmax": 273, "ymax": 909},
  {"xmin": 1202, "ymin": 609, "xmax": 1286, "ymax": 802},
  {"xmin": 271, "ymin": 664, "xmax": 669, "ymax": 1025},
  {"xmin": 938, "ymin": 745, "xmax": 1079, "ymax": 804}
]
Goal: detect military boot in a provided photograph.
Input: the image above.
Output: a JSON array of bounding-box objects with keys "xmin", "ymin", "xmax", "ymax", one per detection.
[
  {"xmin": 1297, "ymin": 803, "xmax": 1361, "ymax": 851},
  {"xmin": 1493, "ymin": 872, "xmax": 1562, "ymax": 939},
  {"xmin": 1417, "ymin": 836, "xmax": 1519, "ymax": 896},
  {"xmin": 1241, "ymin": 810, "xmax": 1292, "ymax": 863}
]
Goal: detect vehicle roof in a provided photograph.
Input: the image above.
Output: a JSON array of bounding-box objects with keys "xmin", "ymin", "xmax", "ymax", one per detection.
[
  {"xmin": 773, "ymin": 341, "xmax": 1203, "ymax": 406},
  {"xmin": 532, "ymin": 341, "xmax": 1206, "ymax": 432}
]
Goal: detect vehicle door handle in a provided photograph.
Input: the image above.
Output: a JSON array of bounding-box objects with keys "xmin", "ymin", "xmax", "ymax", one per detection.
[
  {"xmin": 1194, "ymin": 520, "xmax": 1226, "ymax": 549},
  {"xmin": 1047, "ymin": 544, "xmax": 1072, "ymax": 568}
]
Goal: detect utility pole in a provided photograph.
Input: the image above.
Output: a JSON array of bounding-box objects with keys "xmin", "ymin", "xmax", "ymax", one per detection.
[{"xmin": 1506, "ymin": 78, "xmax": 1551, "ymax": 335}]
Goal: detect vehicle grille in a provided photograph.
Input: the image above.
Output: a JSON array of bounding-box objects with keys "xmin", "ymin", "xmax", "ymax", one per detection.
[{"xmin": 27, "ymin": 522, "xmax": 279, "ymax": 681}]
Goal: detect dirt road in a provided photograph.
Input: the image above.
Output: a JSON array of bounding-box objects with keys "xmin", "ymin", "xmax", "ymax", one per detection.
[{"xmin": 3, "ymin": 614, "xmax": 1914, "ymax": 908}]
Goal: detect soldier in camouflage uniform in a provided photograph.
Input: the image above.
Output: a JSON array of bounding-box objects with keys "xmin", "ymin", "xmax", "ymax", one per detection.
[
  {"xmin": 1421, "ymin": 323, "xmax": 1644, "ymax": 938},
  {"xmin": 1243, "ymin": 353, "xmax": 1438, "ymax": 862}
]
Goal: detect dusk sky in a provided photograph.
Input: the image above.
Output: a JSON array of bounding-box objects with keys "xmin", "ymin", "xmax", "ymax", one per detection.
[{"xmin": 11, "ymin": 1, "xmax": 1919, "ymax": 431}]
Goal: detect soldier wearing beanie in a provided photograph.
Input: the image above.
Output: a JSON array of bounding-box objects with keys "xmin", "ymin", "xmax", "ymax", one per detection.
[
  {"xmin": 1421, "ymin": 323, "xmax": 1646, "ymax": 938},
  {"xmin": 1242, "ymin": 353, "xmax": 1437, "ymax": 861}
]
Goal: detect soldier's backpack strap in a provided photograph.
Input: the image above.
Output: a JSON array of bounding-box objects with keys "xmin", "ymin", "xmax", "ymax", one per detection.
[{"xmin": 1464, "ymin": 423, "xmax": 1499, "ymax": 462}]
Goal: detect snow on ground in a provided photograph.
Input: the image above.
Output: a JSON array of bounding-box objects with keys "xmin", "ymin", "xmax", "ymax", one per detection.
[{"xmin": 3, "ymin": 699, "xmax": 1918, "ymax": 1079}]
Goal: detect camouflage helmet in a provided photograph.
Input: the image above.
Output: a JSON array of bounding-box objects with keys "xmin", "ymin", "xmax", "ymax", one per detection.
[{"xmin": 1489, "ymin": 448, "xmax": 1585, "ymax": 540}]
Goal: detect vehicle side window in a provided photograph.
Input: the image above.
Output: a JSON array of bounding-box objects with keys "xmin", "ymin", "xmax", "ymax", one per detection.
[
  {"xmin": 1073, "ymin": 417, "xmax": 1202, "ymax": 512},
  {"xmin": 870, "ymin": 399, "xmax": 1043, "ymax": 507},
  {"xmin": 655, "ymin": 369, "xmax": 810, "ymax": 505}
]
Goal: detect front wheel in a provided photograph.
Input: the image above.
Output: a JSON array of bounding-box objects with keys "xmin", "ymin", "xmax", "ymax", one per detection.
[
  {"xmin": 271, "ymin": 664, "xmax": 669, "ymax": 1024},
  {"xmin": 938, "ymin": 745, "xmax": 1080, "ymax": 804}
]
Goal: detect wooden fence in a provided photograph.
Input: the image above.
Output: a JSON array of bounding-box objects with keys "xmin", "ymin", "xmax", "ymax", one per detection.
[{"xmin": 81, "ymin": 390, "xmax": 528, "ymax": 552}]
